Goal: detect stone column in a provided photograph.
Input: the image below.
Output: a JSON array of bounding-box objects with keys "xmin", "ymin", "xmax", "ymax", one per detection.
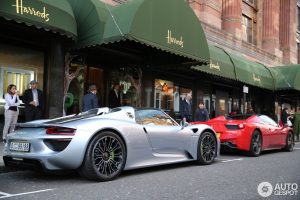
[
  {"xmin": 221, "ymin": 0, "xmax": 242, "ymax": 38},
  {"xmin": 46, "ymin": 39, "xmax": 65, "ymax": 118},
  {"xmin": 262, "ymin": 0, "xmax": 281, "ymax": 57},
  {"xmin": 280, "ymin": 0, "xmax": 297, "ymax": 64},
  {"xmin": 189, "ymin": 0, "xmax": 222, "ymax": 29}
]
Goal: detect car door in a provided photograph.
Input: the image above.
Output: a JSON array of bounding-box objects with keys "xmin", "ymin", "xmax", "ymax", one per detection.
[
  {"xmin": 135, "ymin": 109, "xmax": 191, "ymax": 154},
  {"xmin": 259, "ymin": 115, "xmax": 282, "ymax": 148}
]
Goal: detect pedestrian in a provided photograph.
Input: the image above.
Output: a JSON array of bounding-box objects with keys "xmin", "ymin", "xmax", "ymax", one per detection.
[
  {"xmin": 180, "ymin": 92, "xmax": 193, "ymax": 122},
  {"xmin": 108, "ymin": 83, "xmax": 121, "ymax": 108},
  {"xmin": 194, "ymin": 101, "xmax": 209, "ymax": 122},
  {"xmin": 82, "ymin": 84, "xmax": 99, "ymax": 112},
  {"xmin": 280, "ymin": 107, "xmax": 290, "ymax": 127},
  {"xmin": 2, "ymin": 84, "xmax": 20, "ymax": 142},
  {"xmin": 293, "ymin": 107, "xmax": 300, "ymax": 140},
  {"xmin": 23, "ymin": 80, "xmax": 43, "ymax": 122}
]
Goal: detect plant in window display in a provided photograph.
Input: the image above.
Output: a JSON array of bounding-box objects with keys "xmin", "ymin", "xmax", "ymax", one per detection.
[
  {"xmin": 63, "ymin": 53, "xmax": 85, "ymax": 116},
  {"xmin": 123, "ymin": 66, "xmax": 142, "ymax": 108}
]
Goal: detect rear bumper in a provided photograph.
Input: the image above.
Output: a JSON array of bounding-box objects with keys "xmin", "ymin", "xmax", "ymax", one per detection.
[{"xmin": 219, "ymin": 130, "xmax": 250, "ymax": 151}]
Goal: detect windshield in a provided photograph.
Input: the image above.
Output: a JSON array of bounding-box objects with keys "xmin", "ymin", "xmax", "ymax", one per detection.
[{"xmin": 226, "ymin": 114, "xmax": 253, "ymax": 120}]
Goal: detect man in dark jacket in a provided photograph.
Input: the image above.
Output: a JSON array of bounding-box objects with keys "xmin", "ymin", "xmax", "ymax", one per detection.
[
  {"xmin": 82, "ymin": 84, "xmax": 99, "ymax": 112},
  {"xmin": 180, "ymin": 92, "xmax": 193, "ymax": 122},
  {"xmin": 108, "ymin": 83, "xmax": 121, "ymax": 108},
  {"xmin": 194, "ymin": 102, "xmax": 209, "ymax": 122},
  {"xmin": 22, "ymin": 80, "xmax": 43, "ymax": 122},
  {"xmin": 281, "ymin": 107, "xmax": 290, "ymax": 127}
]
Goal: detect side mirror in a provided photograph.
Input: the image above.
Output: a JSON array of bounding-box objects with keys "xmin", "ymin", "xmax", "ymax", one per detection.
[{"xmin": 180, "ymin": 120, "xmax": 189, "ymax": 128}]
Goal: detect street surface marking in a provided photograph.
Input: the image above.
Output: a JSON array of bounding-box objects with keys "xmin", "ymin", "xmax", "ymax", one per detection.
[
  {"xmin": 0, "ymin": 189, "xmax": 53, "ymax": 199},
  {"xmin": 294, "ymin": 148, "xmax": 300, "ymax": 150},
  {"xmin": 216, "ymin": 158, "xmax": 243, "ymax": 163}
]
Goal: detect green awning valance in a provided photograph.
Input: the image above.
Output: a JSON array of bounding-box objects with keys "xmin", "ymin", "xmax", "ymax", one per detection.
[
  {"xmin": 191, "ymin": 45, "xmax": 236, "ymax": 80},
  {"xmin": 68, "ymin": 0, "xmax": 112, "ymax": 47},
  {"xmin": 0, "ymin": 0, "xmax": 77, "ymax": 39},
  {"xmin": 228, "ymin": 53, "xmax": 274, "ymax": 90},
  {"xmin": 271, "ymin": 64, "xmax": 300, "ymax": 91},
  {"xmin": 71, "ymin": 0, "xmax": 210, "ymax": 63}
]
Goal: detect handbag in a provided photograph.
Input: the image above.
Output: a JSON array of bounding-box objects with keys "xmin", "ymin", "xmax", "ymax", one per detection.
[{"xmin": 287, "ymin": 118, "xmax": 293, "ymax": 127}]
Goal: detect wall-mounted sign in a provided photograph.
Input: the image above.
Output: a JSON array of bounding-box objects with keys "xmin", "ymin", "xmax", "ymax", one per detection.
[
  {"xmin": 12, "ymin": 0, "xmax": 50, "ymax": 22},
  {"xmin": 166, "ymin": 30, "xmax": 184, "ymax": 48},
  {"xmin": 243, "ymin": 85, "xmax": 249, "ymax": 93}
]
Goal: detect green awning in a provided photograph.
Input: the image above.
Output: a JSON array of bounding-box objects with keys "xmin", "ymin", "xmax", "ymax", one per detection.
[
  {"xmin": 228, "ymin": 53, "xmax": 274, "ymax": 90},
  {"xmin": 271, "ymin": 64, "xmax": 300, "ymax": 91},
  {"xmin": 68, "ymin": 0, "xmax": 112, "ymax": 47},
  {"xmin": 191, "ymin": 45, "xmax": 236, "ymax": 80},
  {"xmin": 71, "ymin": 0, "xmax": 209, "ymax": 63},
  {"xmin": 0, "ymin": 0, "xmax": 77, "ymax": 39}
]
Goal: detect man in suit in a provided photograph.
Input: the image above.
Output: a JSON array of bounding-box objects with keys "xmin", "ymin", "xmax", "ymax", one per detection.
[
  {"xmin": 22, "ymin": 80, "xmax": 43, "ymax": 122},
  {"xmin": 82, "ymin": 84, "xmax": 99, "ymax": 112},
  {"xmin": 108, "ymin": 83, "xmax": 121, "ymax": 108},
  {"xmin": 180, "ymin": 92, "xmax": 193, "ymax": 122}
]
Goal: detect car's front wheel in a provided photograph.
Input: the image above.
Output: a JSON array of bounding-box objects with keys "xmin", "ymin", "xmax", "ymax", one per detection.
[
  {"xmin": 284, "ymin": 131, "xmax": 294, "ymax": 152},
  {"xmin": 79, "ymin": 131, "xmax": 126, "ymax": 181},
  {"xmin": 196, "ymin": 131, "xmax": 217, "ymax": 165}
]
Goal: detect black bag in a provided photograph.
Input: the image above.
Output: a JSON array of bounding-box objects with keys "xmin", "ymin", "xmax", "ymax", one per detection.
[{"xmin": 8, "ymin": 106, "xmax": 17, "ymax": 111}]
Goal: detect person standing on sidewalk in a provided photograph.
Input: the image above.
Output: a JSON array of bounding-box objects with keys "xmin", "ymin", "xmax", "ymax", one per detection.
[
  {"xmin": 194, "ymin": 101, "xmax": 209, "ymax": 122},
  {"xmin": 293, "ymin": 107, "xmax": 300, "ymax": 141},
  {"xmin": 23, "ymin": 80, "xmax": 43, "ymax": 122},
  {"xmin": 82, "ymin": 84, "xmax": 99, "ymax": 112},
  {"xmin": 2, "ymin": 84, "xmax": 20, "ymax": 142}
]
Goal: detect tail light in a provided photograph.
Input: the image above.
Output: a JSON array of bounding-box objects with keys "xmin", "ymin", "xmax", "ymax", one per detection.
[
  {"xmin": 46, "ymin": 127, "xmax": 76, "ymax": 135},
  {"xmin": 225, "ymin": 124, "xmax": 245, "ymax": 130}
]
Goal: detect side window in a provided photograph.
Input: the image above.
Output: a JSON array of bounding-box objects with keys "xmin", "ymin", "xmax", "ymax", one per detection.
[
  {"xmin": 135, "ymin": 109, "xmax": 177, "ymax": 126},
  {"xmin": 259, "ymin": 115, "xmax": 277, "ymax": 126}
]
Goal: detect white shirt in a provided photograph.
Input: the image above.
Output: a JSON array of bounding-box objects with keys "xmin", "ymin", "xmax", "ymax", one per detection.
[
  {"xmin": 4, "ymin": 93, "xmax": 20, "ymax": 110},
  {"xmin": 32, "ymin": 89, "xmax": 39, "ymax": 106}
]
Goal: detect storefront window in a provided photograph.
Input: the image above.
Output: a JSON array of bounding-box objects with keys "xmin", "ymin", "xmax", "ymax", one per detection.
[
  {"xmin": 0, "ymin": 43, "xmax": 44, "ymax": 106},
  {"xmin": 154, "ymin": 79, "xmax": 191, "ymax": 113}
]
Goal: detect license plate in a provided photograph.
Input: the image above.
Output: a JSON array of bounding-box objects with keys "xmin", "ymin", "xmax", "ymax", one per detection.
[{"xmin": 9, "ymin": 142, "xmax": 30, "ymax": 152}]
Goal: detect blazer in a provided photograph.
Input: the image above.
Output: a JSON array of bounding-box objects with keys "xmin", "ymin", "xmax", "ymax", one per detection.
[
  {"xmin": 108, "ymin": 89, "xmax": 121, "ymax": 108},
  {"xmin": 82, "ymin": 92, "xmax": 99, "ymax": 112},
  {"xmin": 22, "ymin": 88, "xmax": 43, "ymax": 110}
]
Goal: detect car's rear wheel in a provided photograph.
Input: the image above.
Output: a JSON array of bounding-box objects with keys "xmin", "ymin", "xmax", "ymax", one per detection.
[
  {"xmin": 284, "ymin": 131, "xmax": 294, "ymax": 152},
  {"xmin": 248, "ymin": 130, "xmax": 262, "ymax": 157},
  {"xmin": 78, "ymin": 131, "xmax": 126, "ymax": 181},
  {"xmin": 196, "ymin": 131, "xmax": 217, "ymax": 165}
]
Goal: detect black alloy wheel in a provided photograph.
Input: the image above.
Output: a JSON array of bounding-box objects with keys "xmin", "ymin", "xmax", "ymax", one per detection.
[
  {"xmin": 79, "ymin": 131, "xmax": 126, "ymax": 181},
  {"xmin": 197, "ymin": 132, "xmax": 217, "ymax": 165},
  {"xmin": 248, "ymin": 130, "xmax": 262, "ymax": 157},
  {"xmin": 284, "ymin": 131, "xmax": 294, "ymax": 152}
]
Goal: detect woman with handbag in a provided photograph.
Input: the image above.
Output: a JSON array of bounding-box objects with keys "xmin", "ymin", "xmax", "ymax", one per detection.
[{"xmin": 2, "ymin": 84, "xmax": 20, "ymax": 143}]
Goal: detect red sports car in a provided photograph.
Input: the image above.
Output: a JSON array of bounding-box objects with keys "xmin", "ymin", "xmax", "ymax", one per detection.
[{"xmin": 192, "ymin": 114, "xmax": 294, "ymax": 156}]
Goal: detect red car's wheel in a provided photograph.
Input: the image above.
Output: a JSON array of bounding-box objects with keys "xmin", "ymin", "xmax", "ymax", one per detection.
[
  {"xmin": 248, "ymin": 130, "xmax": 262, "ymax": 157},
  {"xmin": 284, "ymin": 131, "xmax": 294, "ymax": 152}
]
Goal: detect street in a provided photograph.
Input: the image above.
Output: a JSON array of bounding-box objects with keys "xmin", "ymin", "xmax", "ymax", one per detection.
[{"xmin": 0, "ymin": 143, "xmax": 299, "ymax": 200}]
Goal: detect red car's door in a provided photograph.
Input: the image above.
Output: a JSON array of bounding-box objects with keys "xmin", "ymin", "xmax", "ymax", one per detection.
[{"xmin": 259, "ymin": 115, "xmax": 283, "ymax": 148}]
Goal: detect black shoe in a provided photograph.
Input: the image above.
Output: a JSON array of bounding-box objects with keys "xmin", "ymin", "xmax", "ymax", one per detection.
[{"xmin": 3, "ymin": 139, "xmax": 6, "ymax": 143}]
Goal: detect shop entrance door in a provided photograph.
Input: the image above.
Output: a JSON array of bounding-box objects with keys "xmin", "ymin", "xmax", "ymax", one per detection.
[{"xmin": 216, "ymin": 90, "xmax": 229, "ymax": 117}]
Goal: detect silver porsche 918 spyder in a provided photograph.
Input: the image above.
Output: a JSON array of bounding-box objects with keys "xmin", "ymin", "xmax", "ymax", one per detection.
[{"xmin": 3, "ymin": 107, "xmax": 220, "ymax": 181}]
